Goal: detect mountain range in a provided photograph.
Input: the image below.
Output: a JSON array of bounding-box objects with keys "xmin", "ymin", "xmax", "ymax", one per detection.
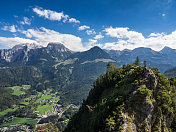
[
  {"xmin": 0, "ymin": 43, "xmax": 176, "ymax": 131},
  {"xmin": 106, "ymin": 46, "xmax": 176, "ymax": 73},
  {"xmin": 0, "ymin": 43, "xmax": 176, "ymax": 103},
  {"xmin": 1, "ymin": 43, "xmax": 176, "ymax": 72}
]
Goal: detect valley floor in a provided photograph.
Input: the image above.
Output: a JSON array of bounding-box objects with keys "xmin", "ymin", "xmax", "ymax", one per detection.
[{"xmin": 0, "ymin": 86, "xmax": 78, "ymax": 131}]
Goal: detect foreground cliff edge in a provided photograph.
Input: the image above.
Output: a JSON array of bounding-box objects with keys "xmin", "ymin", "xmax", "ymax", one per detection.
[{"xmin": 65, "ymin": 64, "xmax": 176, "ymax": 132}]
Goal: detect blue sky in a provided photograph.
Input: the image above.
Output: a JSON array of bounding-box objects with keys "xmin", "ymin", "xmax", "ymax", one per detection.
[{"xmin": 1, "ymin": 0, "xmax": 176, "ymax": 51}]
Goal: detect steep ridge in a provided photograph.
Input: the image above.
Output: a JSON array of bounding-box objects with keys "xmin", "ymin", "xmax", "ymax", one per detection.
[{"xmin": 65, "ymin": 64, "xmax": 176, "ymax": 132}]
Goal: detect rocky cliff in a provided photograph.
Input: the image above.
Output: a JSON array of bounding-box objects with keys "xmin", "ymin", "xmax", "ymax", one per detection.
[
  {"xmin": 0, "ymin": 43, "xmax": 42, "ymax": 63},
  {"xmin": 65, "ymin": 64, "xmax": 176, "ymax": 132},
  {"xmin": 0, "ymin": 43, "xmax": 72, "ymax": 66}
]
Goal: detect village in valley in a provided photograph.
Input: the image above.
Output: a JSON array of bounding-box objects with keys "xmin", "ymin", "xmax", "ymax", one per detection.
[{"xmin": 0, "ymin": 85, "xmax": 78, "ymax": 131}]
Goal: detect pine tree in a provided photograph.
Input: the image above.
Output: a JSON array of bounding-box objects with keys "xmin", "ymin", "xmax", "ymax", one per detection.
[{"xmin": 134, "ymin": 56, "xmax": 140, "ymax": 65}]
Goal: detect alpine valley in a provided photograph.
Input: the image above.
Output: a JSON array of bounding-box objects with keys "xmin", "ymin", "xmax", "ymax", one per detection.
[{"xmin": 0, "ymin": 43, "xmax": 176, "ymax": 131}]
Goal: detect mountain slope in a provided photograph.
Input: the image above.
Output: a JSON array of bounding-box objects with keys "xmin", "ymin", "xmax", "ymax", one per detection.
[
  {"xmin": 164, "ymin": 67, "xmax": 176, "ymax": 78},
  {"xmin": 106, "ymin": 47, "xmax": 175, "ymax": 73},
  {"xmin": 65, "ymin": 64, "xmax": 176, "ymax": 132},
  {"xmin": 0, "ymin": 44, "xmax": 117, "ymax": 104},
  {"xmin": 54, "ymin": 46, "xmax": 118, "ymax": 104},
  {"xmin": 0, "ymin": 44, "xmax": 119, "ymax": 131}
]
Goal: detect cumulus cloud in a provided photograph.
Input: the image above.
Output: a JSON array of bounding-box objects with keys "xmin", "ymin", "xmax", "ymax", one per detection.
[
  {"xmin": 104, "ymin": 26, "xmax": 176, "ymax": 51},
  {"xmin": 33, "ymin": 7, "xmax": 68, "ymax": 22},
  {"xmin": 94, "ymin": 34, "xmax": 104, "ymax": 40},
  {"xmin": 86, "ymin": 29, "xmax": 96, "ymax": 35},
  {"xmin": 2, "ymin": 25, "xmax": 17, "ymax": 32},
  {"xmin": 20, "ymin": 27, "xmax": 85, "ymax": 51},
  {"xmin": 20, "ymin": 17, "xmax": 31, "ymax": 25},
  {"xmin": 33, "ymin": 7, "xmax": 80, "ymax": 24},
  {"xmin": 69, "ymin": 18, "xmax": 80, "ymax": 23},
  {"xmin": 78, "ymin": 25, "xmax": 90, "ymax": 30},
  {"xmin": 89, "ymin": 39, "xmax": 97, "ymax": 43},
  {"xmin": 0, "ymin": 37, "xmax": 38, "ymax": 47}
]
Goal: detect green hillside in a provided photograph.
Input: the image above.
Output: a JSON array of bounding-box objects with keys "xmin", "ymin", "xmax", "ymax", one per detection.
[{"xmin": 65, "ymin": 64, "xmax": 176, "ymax": 132}]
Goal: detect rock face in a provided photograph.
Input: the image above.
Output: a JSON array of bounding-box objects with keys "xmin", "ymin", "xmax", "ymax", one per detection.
[
  {"xmin": 46, "ymin": 42, "xmax": 71, "ymax": 52},
  {"xmin": 65, "ymin": 65, "xmax": 176, "ymax": 132},
  {"xmin": 122, "ymin": 67, "xmax": 158, "ymax": 132},
  {"xmin": 0, "ymin": 43, "xmax": 72, "ymax": 66},
  {"xmin": 0, "ymin": 43, "xmax": 42, "ymax": 63}
]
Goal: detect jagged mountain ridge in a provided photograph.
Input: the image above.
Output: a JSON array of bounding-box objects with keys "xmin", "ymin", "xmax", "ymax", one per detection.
[
  {"xmin": 0, "ymin": 43, "xmax": 42, "ymax": 64},
  {"xmin": 105, "ymin": 47, "xmax": 176, "ymax": 73},
  {"xmin": 65, "ymin": 64, "xmax": 176, "ymax": 132},
  {"xmin": 1, "ymin": 44, "xmax": 176, "ymax": 73},
  {"xmin": 0, "ymin": 43, "xmax": 72, "ymax": 66}
]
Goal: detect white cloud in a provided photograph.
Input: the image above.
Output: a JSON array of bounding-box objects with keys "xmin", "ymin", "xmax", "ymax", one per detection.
[
  {"xmin": 104, "ymin": 26, "xmax": 176, "ymax": 51},
  {"xmin": 162, "ymin": 13, "xmax": 166, "ymax": 17},
  {"xmin": 89, "ymin": 39, "xmax": 97, "ymax": 43},
  {"xmin": 94, "ymin": 34, "xmax": 104, "ymax": 40},
  {"xmin": 105, "ymin": 27, "xmax": 144, "ymax": 42},
  {"xmin": 33, "ymin": 7, "xmax": 80, "ymax": 24},
  {"xmin": 148, "ymin": 33, "xmax": 163, "ymax": 37},
  {"xmin": 20, "ymin": 17, "xmax": 31, "ymax": 25},
  {"xmin": 20, "ymin": 27, "xmax": 85, "ymax": 51},
  {"xmin": 0, "ymin": 37, "xmax": 38, "ymax": 47},
  {"xmin": 78, "ymin": 25, "xmax": 90, "ymax": 30},
  {"xmin": 33, "ymin": 7, "xmax": 69, "ymax": 22},
  {"xmin": 69, "ymin": 18, "xmax": 80, "ymax": 23},
  {"xmin": 2, "ymin": 25, "xmax": 17, "ymax": 32},
  {"xmin": 86, "ymin": 29, "xmax": 96, "ymax": 35}
]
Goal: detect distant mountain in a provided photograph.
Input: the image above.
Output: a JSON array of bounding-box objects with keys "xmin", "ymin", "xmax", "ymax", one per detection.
[
  {"xmin": 164, "ymin": 67, "xmax": 176, "ymax": 78},
  {"xmin": 0, "ymin": 43, "xmax": 42, "ymax": 66},
  {"xmin": 0, "ymin": 43, "xmax": 117, "ymax": 104},
  {"xmin": 160, "ymin": 46, "xmax": 176, "ymax": 65},
  {"xmin": 69, "ymin": 46, "xmax": 114, "ymax": 62},
  {"xmin": 26, "ymin": 43, "xmax": 72, "ymax": 66},
  {"xmin": 0, "ymin": 43, "xmax": 72, "ymax": 67},
  {"xmin": 105, "ymin": 47, "xmax": 176, "ymax": 73},
  {"xmin": 0, "ymin": 43, "xmax": 118, "ymax": 131},
  {"xmin": 57, "ymin": 46, "xmax": 117, "ymax": 103},
  {"xmin": 65, "ymin": 64, "xmax": 176, "ymax": 132}
]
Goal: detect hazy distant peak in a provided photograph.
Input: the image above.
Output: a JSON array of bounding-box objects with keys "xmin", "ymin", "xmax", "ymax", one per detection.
[
  {"xmin": 160, "ymin": 46, "xmax": 173, "ymax": 52},
  {"xmin": 133, "ymin": 47, "xmax": 152, "ymax": 51},
  {"xmin": 47, "ymin": 42, "xmax": 65, "ymax": 47},
  {"xmin": 47, "ymin": 42, "xmax": 71, "ymax": 52},
  {"xmin": 88, "ymin": 46, "xmax": 102, "ymax": 51}
]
